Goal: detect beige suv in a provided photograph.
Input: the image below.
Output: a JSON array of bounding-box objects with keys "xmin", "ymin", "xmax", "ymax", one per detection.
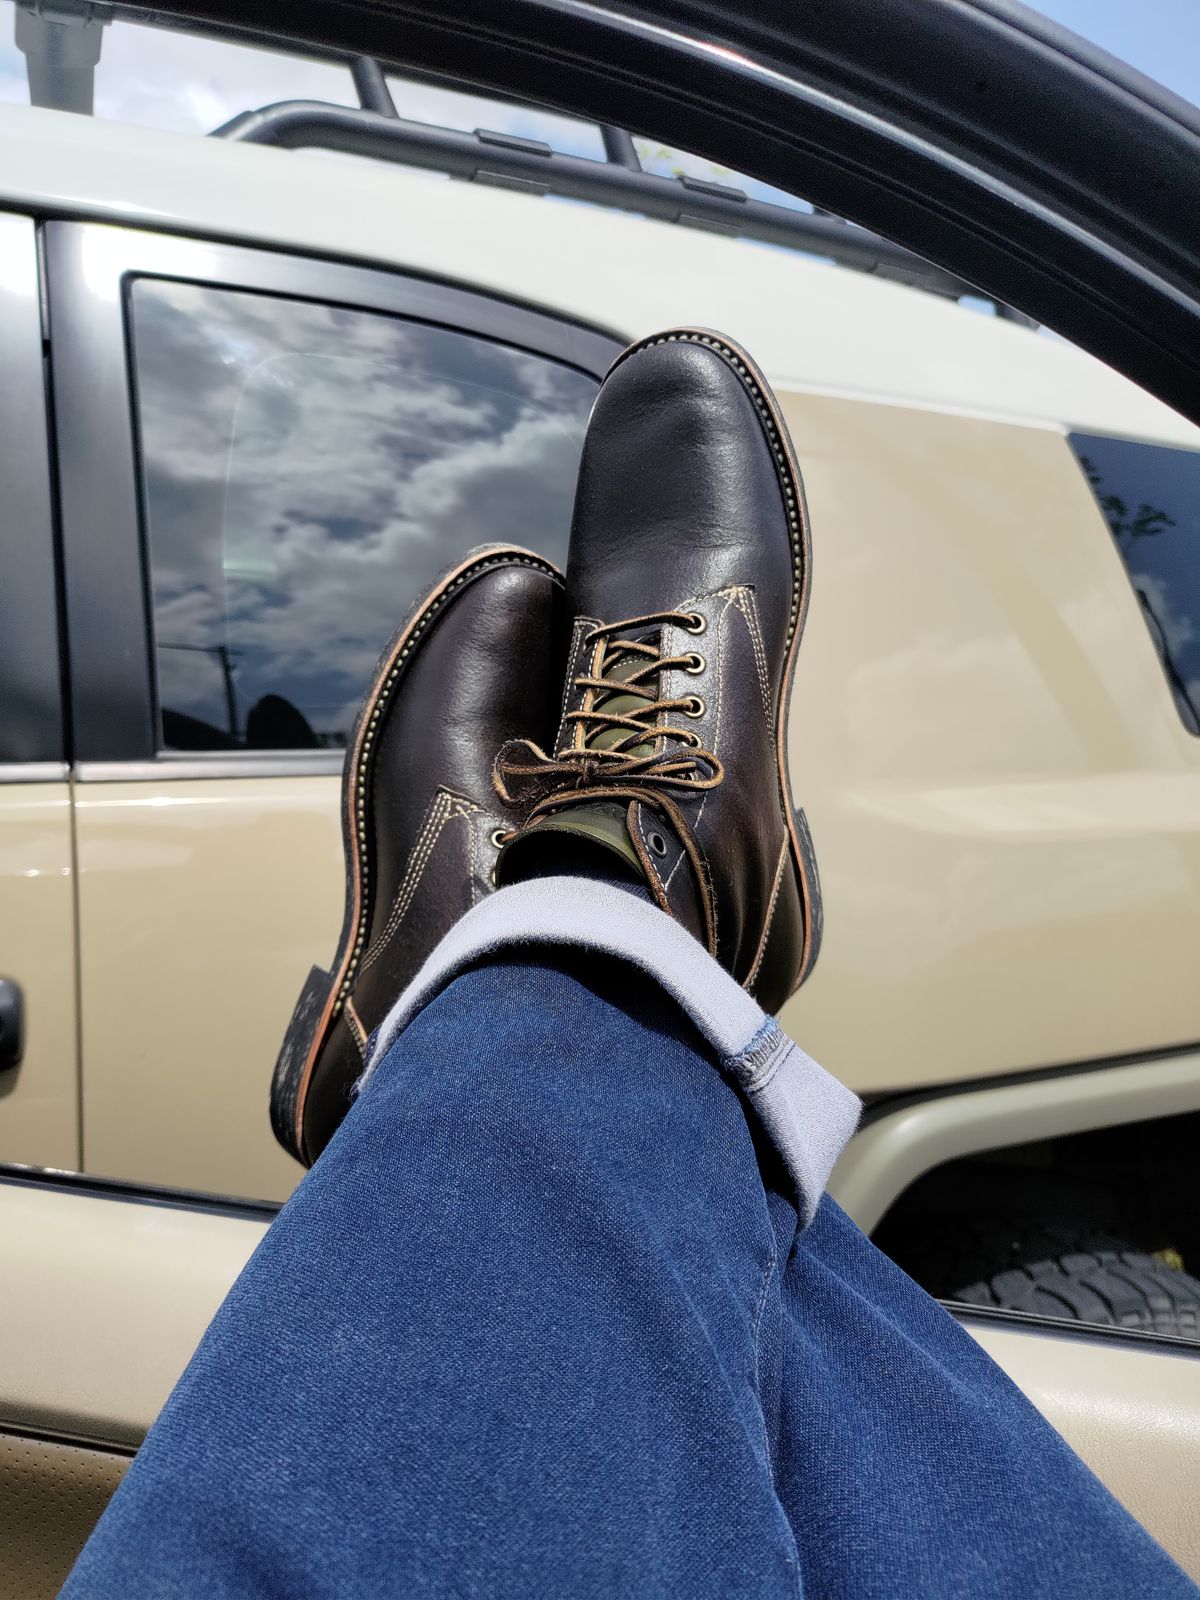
[{"xmin": 3, "ymin": 75, "xmax": 1200, "ymax": 1324}]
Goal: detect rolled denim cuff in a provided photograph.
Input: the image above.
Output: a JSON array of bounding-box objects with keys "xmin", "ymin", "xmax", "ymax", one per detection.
[{"xmin": 360, "ymin": 877, "xmax": 860, "ymax": 1228}]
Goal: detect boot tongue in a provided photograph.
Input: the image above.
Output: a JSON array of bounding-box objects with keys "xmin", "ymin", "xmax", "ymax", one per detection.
[
  {"xmin": 522, "ymin": 798, "xmax": 645, "ymax": 877},
  {"xmin": 586, "ymin": 631, "xmax": 659, "ymax": 762},
  {"xmin": 495, "ymin": 628, "xmax": 704, "ymax": 943},
  {"xmin": 498, "ymin": 796, "xmax": 708, "ymax": 949}
]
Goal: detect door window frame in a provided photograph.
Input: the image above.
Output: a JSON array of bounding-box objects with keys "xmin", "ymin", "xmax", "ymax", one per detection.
[
  {"xmin": 0, "ymin": 212, "xmax": 63, "ymax": 775},
  {"xmin": 43, "ymin": 221, "xmax": 620, "ymax": 775}
]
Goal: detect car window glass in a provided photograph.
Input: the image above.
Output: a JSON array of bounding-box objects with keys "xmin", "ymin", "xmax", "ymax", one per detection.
[
  {"xmin": 1070, "ymin": 432, "xmax": 1200, "ymax": 735},
  {"xmin": 127, "ymin": 280, "xmax": 595, "ymax": 751}
]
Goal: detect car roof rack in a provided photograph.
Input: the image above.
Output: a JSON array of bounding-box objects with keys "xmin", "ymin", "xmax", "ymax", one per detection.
[
  {"xmin": 10, "ymin": 9, "xmax": 1028, "ymax": 323},
  {"xmin": 211, "ymin": 57, "xmax": 1035, "ymax": 325}
]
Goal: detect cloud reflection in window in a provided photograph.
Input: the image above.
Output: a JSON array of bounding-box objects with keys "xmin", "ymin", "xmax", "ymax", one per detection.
[{"xmin": 130, "ymin": 279, "xmax": 595, "ymax": 749}]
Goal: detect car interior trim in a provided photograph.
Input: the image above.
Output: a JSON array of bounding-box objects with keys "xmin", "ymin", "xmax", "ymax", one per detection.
[
  {"xmin": 952, "ymin": 1304, "xmax": 1200, "ymax": 1361},
  {"xmin": 0, "ymin": 1163, "xmax": 281, "ymax": 1221}
]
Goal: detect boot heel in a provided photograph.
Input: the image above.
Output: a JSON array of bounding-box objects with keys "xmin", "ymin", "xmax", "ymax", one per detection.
[{"xmin": 270, "ymin": 965, "xmax": 334, "ymax": 1155}]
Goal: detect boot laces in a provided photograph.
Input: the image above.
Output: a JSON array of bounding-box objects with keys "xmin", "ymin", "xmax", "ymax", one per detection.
[{"xmin": 495, "ymin": 609, "xmax": 724, "ymax": 804}]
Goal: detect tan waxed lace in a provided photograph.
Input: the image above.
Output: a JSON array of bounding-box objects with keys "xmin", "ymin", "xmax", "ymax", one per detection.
[{"xmin": 494, "ymin": 610, "xmax": 724, "ymax": 806}]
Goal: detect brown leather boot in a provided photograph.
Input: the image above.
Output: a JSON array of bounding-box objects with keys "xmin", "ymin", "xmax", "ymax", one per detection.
[
  {"xmin": 496, "ymin": 329, "xmax": 821, "ymax": 1014},
  {"xmin": 271, "ymin": 546, "xmax": 565, "ymax": 1166}
]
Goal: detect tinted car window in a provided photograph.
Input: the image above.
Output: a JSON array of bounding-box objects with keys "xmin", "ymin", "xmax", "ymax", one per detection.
[
  {"xmin": 1070, "ymin": 432, "xmax": 1200, "ymax": 735},
  {"xmin": 128, "ymin": 280, "xmax": 595, "ymax": 751}
]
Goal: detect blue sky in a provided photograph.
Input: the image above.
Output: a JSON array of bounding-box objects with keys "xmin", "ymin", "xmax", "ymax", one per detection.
[{"xmin": 1032, "ymin": 0, "xmax": 1200, "ymax": 105}]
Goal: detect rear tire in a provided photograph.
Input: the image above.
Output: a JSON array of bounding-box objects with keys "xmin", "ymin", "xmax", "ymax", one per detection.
[{"xmin": 952, "ymin": 1249, "xmax": 1200, "ymax": 1339}]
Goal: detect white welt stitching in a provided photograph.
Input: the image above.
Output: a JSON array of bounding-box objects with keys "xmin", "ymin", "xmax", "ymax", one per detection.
[
  {"xmin": 744, "ymin": 838, "xmax": 789, "ymax": 991},
  {"xmin": 360, "ymin": 789, "xmax": 478, "ymax": 975},
  {"xmin": 731, "ymin": 586, "xmax": 776, "ymax": 761}
]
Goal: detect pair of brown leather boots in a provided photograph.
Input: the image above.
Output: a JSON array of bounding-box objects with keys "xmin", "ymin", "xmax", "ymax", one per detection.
[{"xmin": 271, "ymin": 328, "xmax": 822, "ymax": 1167}]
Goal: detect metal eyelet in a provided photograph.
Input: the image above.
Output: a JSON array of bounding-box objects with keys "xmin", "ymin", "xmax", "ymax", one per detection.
[
  {"xmin": 683, "ymin": 652, "xmax": 706, "ymax": 675},
  {"xmin": 647, "ymin": 830, "xmax": 668, "ymax": 857},
  {"xmin": 490, "ymin": 828, "xmax": 509, "ymax": 850},
  {"xmin": 683, "ymin": 612, "xmax": 707, "ymax": 634},
  {"xmin": 684, "ymin": 696, "xmax": 706, "ymax": 718}
]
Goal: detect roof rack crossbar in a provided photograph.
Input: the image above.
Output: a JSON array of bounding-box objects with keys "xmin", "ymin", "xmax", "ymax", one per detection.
[
  {"xmin": 600, "ymin": 125, "xmax": 641, "ymax": 171},
  {"xmin": 213, "ymin": 97, "xmax": 989, "ymax": 304},
  {"xmin": 349, "ymin": 57, "xmax": 397, "ymax": 119}
]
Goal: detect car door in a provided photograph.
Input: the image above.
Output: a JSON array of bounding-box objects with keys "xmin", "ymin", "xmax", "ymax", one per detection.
[
  {"xmin": 45, "ymin": 222, "xmax": 617, "ymax": 1202},
  {"xmin": 0, "ymin": 212, "xmax": 78, "ymax": 1174}
]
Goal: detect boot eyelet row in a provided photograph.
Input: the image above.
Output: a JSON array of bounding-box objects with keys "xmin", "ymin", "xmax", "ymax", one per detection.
[
  {"xmin": 683, "ymin": 613, "xmax": 707, "ymax": 635},
  {"xmin": 683, "ymin": 652, "xmax": 706, "ymax": 675},
  {"xmin": 683, "ymin": 696, "xmax": 706, "ymax": 719}
]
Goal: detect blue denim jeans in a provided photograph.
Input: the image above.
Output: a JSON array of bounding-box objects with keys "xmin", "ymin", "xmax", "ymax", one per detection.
[{"xmin": 64, "ymin": 954, "xmax": 1195, "ymax": 1597}]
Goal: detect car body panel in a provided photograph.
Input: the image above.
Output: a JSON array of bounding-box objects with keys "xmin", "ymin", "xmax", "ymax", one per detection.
[
  {"xmin": 66, "ymin": 388, "xmax": 1200, "ymax": 1190},
  {"xmin": 0, "ymin": 209, "xmax": 77, "ymax": 1170},
  {"xmin": 0, "ymin": 120, "xmax": 1194, "ymax": 1212},
  {"xmin": 68, "ymin": 390, "xmax": 1200, "ymax": 1202},
  {"xmin": 74, "ymin": 776, "xmax": 341, "ymax": 1199},
  {"xmin": 777, "ymin": 393, "xmax": 1200, "ymax": 1092},
  {"xmin": 0, "ymin": 785, "xmax": 78, "ymax": 1170},
  {"xmin": 0, "ymin": 105, "xmax": 1196, "ymax": 447}
]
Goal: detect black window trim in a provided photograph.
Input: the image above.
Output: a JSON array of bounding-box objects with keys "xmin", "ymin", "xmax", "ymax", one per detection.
[
  {"xmin": 44, "ymin": 220, "xmax": 621, "ymax": 769},
  {"xmin": 0, "ymin": 211, "xmax": 64, "ymax": 767},
  {"xmin": 1066, "ymin": 427, "xmax": 1200, "ymax": 738}
]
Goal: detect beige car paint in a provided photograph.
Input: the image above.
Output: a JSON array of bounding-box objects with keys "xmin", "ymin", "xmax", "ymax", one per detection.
[
  {"xmin": 777, "ymin": 395, "xmax": 1200, "ymax": 1093},
  {"xmin": 73, "ymin": 774, "xmax": 341, "ymax": 1199},
  {"xmin": 2, "ymin": 1180, "xmax": 1197, "ymax": 1582},
  {"xmin": 3, "ymin": 106, "xmax": 1199, "ymax": 450},
  {"xmin": 0, "ymin": 782, "xmax": 78, "ymax": 1170},
  {"xmin": 71, "ymin": 396, "xmax": 1200, "ymax": 1200},
  {"xmin": 0, "ymin": 106, "xmax": 1196, "ymax": 1205}
]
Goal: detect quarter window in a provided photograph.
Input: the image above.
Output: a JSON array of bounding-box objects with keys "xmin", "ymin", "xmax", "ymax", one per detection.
[
  {"xmin": 128, "ymin": 280, "xmax": 595, "ymax": 751},
  {"xmin": 1070, "ymin": 432, "xmax": 1200, "ymax": 735}
]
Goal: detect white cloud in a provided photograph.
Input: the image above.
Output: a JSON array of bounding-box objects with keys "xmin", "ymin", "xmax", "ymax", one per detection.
[
  {"xmin": 133, "ymin": 276, "xmax": 593, "ymax": 743},
  {"xmin": 1129, "ymin": 570, "xmax": 1195, "ymax": 658}
]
